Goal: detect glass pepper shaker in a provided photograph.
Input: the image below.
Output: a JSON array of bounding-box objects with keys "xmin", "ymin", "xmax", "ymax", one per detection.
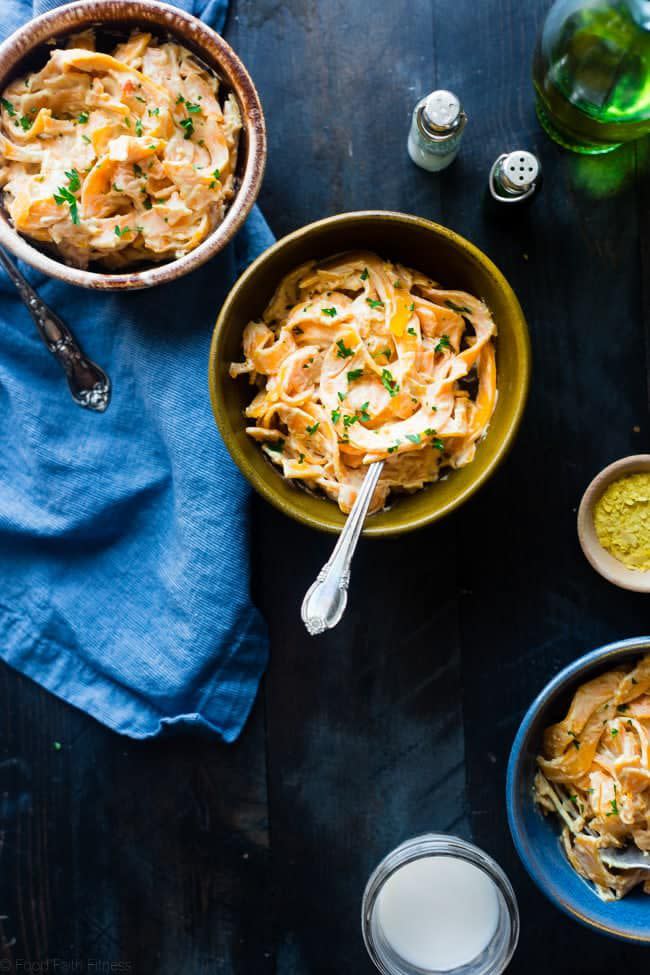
[
  {"xmin": 488, "ymin": 150, "xmax": 542, "ymax": 204},
  {"xmin": 407, "ymin": 90, "xmax": 467, "ymax": 172}
]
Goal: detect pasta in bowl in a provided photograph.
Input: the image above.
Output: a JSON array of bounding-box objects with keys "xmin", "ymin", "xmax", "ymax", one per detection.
[
  {"xmin": 0, "ymin": 0, "xmax": 266, "ymax": 289},
  {"xmin": 534, "ymin": 655, "xmax": 650, "ymax": 902},
  {"xmin": 0, "ymin": 29, "xmax": 240, "ymax": 269},
  {"xmin": 230, "ymin": 252, "xmax": 497, "ymax": 514},
  {"xmin": 210, "ymin": 212, "xmax": 530, "ymax": 536}
]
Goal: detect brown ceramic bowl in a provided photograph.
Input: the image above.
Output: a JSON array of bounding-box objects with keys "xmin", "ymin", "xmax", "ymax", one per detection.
[
  {"xmin": 209, "ymin": 211, "xmax": 531, "ymax": 537},
  {"xmin": 0, "ymin": 0, "xmax": 266, "ymax": 290}
]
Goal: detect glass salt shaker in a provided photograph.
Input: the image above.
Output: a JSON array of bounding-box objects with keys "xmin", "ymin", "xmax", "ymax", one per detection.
[{"xmin": 407, "ymin": 90, "xmax": 467, "ymax": 172}]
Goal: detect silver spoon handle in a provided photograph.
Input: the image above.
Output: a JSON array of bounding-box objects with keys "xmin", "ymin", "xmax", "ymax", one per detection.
[
  {"xmin": 0, "ymin": 248, "xmax": 111, "ymax": 412},
  {"xmin": 301, "ymin": 461, "xmax": 384, "ymax": 635}
]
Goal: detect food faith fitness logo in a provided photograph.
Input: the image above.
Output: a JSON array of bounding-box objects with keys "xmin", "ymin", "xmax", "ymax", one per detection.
[{"xmin": 0, "ymin": 961, "xmax": 132, "ymax": 973}]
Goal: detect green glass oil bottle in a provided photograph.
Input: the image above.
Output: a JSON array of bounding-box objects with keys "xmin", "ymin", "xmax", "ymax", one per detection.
[{"xmin": 533, "ymin": 0, "xmax": 650, "ymax": 153}]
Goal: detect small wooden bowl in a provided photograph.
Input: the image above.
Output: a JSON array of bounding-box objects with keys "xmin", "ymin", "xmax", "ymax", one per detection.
[
  {"xmin": 0, "ymin": 0, "xmax": 266, "ymax": 290},
  {"xmin": 577, "ymin": 455, "xmax": 650, "ymax": 593}
]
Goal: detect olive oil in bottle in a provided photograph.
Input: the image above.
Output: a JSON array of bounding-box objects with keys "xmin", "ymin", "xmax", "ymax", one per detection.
[{"xmin": 533, "ymin": 0, "xmax": 650, "ymax": 153}]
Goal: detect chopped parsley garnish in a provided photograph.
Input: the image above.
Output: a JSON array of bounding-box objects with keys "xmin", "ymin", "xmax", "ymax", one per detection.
[
  {"xmin": 77, "ymin": 111, "xmax": 89, "ymax": 124},
  {"xmin": 213, "ymin": 168, "xmax": 221, "ymax": 181},
  {"xmin": 435, "ymin": 334, "xmax": 452, "ymax": 353},
  {"xmin": 343, "ymin": 414, "xmax": 358, "ymax": 428},
  {"xmin": 53, "ymin": 171, "xmax": 81, "ymax": 224},
  {"xmin": 366, "ymin": 298, "xmax": 384, "ymax": 309},
  {"xmin": 424, "ymin": 428, "xmax": 437, "ymax": 437},
  {"xmin": 617, "ymin": 704, "xmax": 629, "ymax": 712},
  {"xmin": 133, "ymin": 163, "xmax": 144, "ymax": 177},
  {"xmin": 148, "ymin": 107, "xmax": 160, "ymax": 117},
  {"xmin": 446, "ymin": 300, "xmax": 471, "ymax": 314},
  {"xmin": 134, "ymin": 117, "xmax": 144, "ymax": 137},
  {"xmin": 406, "ymin": 433, "xmax": 421, "ymax": 444},
  {"xmin": 381, "ymin": 368, "xmax": 399, "ymax": 397},
  {"xmin": 432, "ymin": 438, "xmax": 445, "ymax": 451},
  {"xmin": 113, "ymin": 183, "xmax": 123, "ymax": 193},
  {"xmin": 611, "ymin": 726, "xmax": 619, "ymax": 736},
  {"xmin": 408, "ymin": 302, "xmax": 415, "ymax": 312},
  {"xmin": 179, "ymin": 117, "xmax": 194, "ymax": 139},
  {"xmin": 322, "ymin": 306, "xmax": 337, "ymax": 317},
  {"xmin": 185, "ymin": 102, "xmax": 201, "ymax": 114},
  {"xmin": 306, "ymin": 422, "xmax": 320, "ymax": 435},
  {"xmin": 336, "ymin": 339, "xmax": 354, "ymax": 359},
  {"xmin": 176, "ymin": 93, "xmax": 185, "ymax": 105},
  {"xmin": 570, "ymin": 738, "xmax": 580, "ymax": 750},
  {"xmin": 387, "ymin": 444, "xmax": 399, "ymax": 454},
  {"xmin": 360, "ymin": 268, "xmax": 369, "ymax": 281},
  {"xmin": 143, "ymin": 197, "xmax": 153, "ymax": 210},
  {"xmin": 298, "ymin": 453, "xmax": 304, "ymax": 464},
  {"xmin": 331, "ymin": 408, "xmax": 341, "ymax": 423},
  {"xmin": 19, "ymin": 114, "xmax": 33, "ymax": 131},
  {"xmin": 64, "ymin": 168, "xmax": 81, "ymax": 192},
  {"xmin": 114, "ymin": 225, "xmax": 132, "ymax": 238},
  {"xmin": 359, "ymin": 402, "xmax": 371, "ymax": 422},
  {"xmin": 135, "ymin": 95, "xmax": 146, "ymax": 104},
  {"xmin": 337, "ymin": 391, "xmax": 346, "ymax": 402},
  {"xmin": 407, "ymin": 326, "xmax": 416, "ymax": 336},
  {"xmin": 347, "ymin": 368, "xmax": 363, "ymax": 382},
  {"xmin": 266, "ymin": 439, "xmax": 284, "ymax": 453},
  {"xmin": 1, "ymin": 98, "xmax": 15, "ymax": 116},
  {"xmin": 81, "ymin": 134, "xmax": 91, "ymax": 144},
  {"xmin": 606, "ymin": 786, "xmax": 619, "ymax": 817}
]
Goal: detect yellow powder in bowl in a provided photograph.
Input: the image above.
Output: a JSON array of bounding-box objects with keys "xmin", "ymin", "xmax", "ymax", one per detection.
[{"xmin": 593, "ymin": 473, "xmax": 650, "ymax": 572}]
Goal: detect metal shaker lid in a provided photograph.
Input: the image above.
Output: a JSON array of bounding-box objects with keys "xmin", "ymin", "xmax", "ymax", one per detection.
[
  {"xmin": 418, "ymin": 90, "xmax": 467, "ymax": 141},
  {"xmin": 489, "ymin": 150, "xmax": 541, "ymax": 203}
]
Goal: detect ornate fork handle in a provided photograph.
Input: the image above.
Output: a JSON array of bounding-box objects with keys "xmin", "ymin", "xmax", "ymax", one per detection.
[
  {"xmin": 301, "ymin": 461, "xmax": 384, "ymax": 635},
  {"xmin": 0, "ymin": 247, "xmax": 111, "ymax": 412}
]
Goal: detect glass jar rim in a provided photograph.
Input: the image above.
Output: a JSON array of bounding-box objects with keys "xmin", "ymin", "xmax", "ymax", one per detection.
[{"xmin": 361, "ymin": 834, "xmax": 520, "ymax": 975}]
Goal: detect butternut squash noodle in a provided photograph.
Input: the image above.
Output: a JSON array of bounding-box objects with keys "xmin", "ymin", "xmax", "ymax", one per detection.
[
  {"xmin": 535, "ymin": 654, "xmax": 650, "ymax": 901},
  {"xmin": 230, "ymin": 252, "xmax": 498, "ymax": 513},
  {"xmin": 0, "ymin": 29, "xmax": 240, "ymax": 268}
]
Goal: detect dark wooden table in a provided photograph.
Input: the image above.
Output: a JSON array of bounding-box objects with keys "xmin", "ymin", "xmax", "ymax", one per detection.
[{"xmin": 2, "ymin": 0, "xmax": 650, "ymax": 972}]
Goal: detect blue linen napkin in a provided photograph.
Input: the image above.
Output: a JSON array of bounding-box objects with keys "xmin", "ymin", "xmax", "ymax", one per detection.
[{"xmin": 0, "ymin": 0, "xmax": 272, "ymax": 741}]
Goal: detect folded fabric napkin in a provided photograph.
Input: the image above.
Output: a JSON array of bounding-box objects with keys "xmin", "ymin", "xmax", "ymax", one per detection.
[{"xmin": 0, "ymin": 0, "xmax": 272, "ymax": 741}]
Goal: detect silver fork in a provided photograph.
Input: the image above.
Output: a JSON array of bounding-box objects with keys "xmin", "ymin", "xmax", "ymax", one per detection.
[
  {"xmin": 0, "ymin": 247, "xmax": 111, "ymax": 412},
  {"xmin": 301, "ymin": 460, "xmax": 384, "ymax": 635}
]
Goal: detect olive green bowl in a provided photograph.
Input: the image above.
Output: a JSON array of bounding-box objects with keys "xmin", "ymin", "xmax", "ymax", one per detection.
[{"xmin": 209, "ymin": 211, "xmax": 531, "ymax": 537}]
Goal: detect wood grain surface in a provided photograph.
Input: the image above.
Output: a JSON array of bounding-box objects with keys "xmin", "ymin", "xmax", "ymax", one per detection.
[{"xmin": 1, "ymin": 1, "xmax": 649, "ymax": 972}]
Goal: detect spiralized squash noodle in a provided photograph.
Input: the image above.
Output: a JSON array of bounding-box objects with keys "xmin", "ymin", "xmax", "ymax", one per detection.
[
  {"xmin": 535, "ymin": 655, "xmax": 650, "ymax": 901},
  {"xmin": 0, "ymin": 29, "xmax": 240, "ymax": 268},
  {"xmin": 229, "ymin": 251, "xmax": 498, "ymax": 513}
]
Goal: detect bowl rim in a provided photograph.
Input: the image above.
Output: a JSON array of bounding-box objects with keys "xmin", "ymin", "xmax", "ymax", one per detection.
[
  {"xmin": 0, "ymin": 0, "xmax": 266, "ymax": 290},
  {"xmin": 209, "ymin": 209, "xmax": 531, "ymax": 537},
  {"xmin": 577, "ymin": 455, "xmax": 650, "ymax": 593},
  {"xmin": 506, "ymin": 635, "xmax": 650, "ymax": 943}
]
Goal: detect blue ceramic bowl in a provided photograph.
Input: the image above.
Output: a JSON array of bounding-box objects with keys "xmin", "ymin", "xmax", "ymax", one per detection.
[{"xmin": 507, "ymin": 636, "xmax": 650, "ymax": 943}]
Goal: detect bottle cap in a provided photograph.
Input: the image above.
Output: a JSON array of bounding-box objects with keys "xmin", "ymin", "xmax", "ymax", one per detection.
[
  {"xmin": 418, "ymin": 90, "xmax": 467, "ymax": 142},
  {"xmin": 489, "ymin": 150, "xmax": 541, "ymax": 203}
]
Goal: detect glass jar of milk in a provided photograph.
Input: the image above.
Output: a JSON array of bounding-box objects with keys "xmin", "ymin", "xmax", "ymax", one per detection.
[{"xmin": 362, "ymin": 835, "xmax": 519, "ymax": 975}]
